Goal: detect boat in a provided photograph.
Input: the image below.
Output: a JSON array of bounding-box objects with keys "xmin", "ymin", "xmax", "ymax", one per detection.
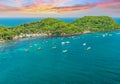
[
  {"xmin": 61, "ymin": 41, "xmax": 70, "ymax": 45},
  {"xmin": 87, "ymin": 47, "xmax": 91, "ymax": 50},
  {"xmin": 61, "ymin": 42, "xmax": 65, "ymax": 45},
  {"xmin": 37, "ymin": 47, "xmax": 41, "ymax": 50},
  {"xmin": 29, "ymin": 46, "xmax": 33, "ymax": 48},
  {"xmin": 102, "ymin": 34, "xmax": 106, "ymax": 37},
  {"xmin": 62, "ymin": 50, "xmax": 68, "ymax": 53},
  {"xmin": 52, "ymin": 46, "xmax": 57, "ymax": 49},
  {"xmin": 83, "ymin": 43, "xmax": 86, "ymax": 46},
  {"xmin": 66, "ymin": 41, "xmax": 70, "ymax": 44},
  {"xmin": 24, "ymin": 49, "xmax": 29, "ymax": 52}
]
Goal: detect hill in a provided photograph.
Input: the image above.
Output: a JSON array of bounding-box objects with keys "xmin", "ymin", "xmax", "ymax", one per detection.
[
  {"xmin": 0, "ymin": 16, "xmax": 120, "ymax": 42},
  {"xmin": 71, "ymin": 16, "xmax": 119, "ymax": 32},
  {"xmin": 13, "ymin": 18, "xmax": 82, "ymax": 36}
]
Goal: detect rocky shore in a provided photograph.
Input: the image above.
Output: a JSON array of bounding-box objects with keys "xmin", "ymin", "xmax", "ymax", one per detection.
[
  {"xmin": 13, "ymin": 33, "xmax": 48, "ymax": 40},
  {"xmin": 0, "ymin": 30, "xmax": 92, "ymax": 43}
]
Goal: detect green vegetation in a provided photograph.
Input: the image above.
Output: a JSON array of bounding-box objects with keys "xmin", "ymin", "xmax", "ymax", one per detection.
[
  {"xmin": 15, "ymin": 18, "xmax": 81, "ymax": 36},
  {"xmin": 0, "ymin": 26, "xmax": 14, "ymax": 41},
  {"xmin": 0, "ymin": 16, "xmax": 120, "ymax": 42},
  {"xmin": 71, "ymin": 16, "xmax": 120, "ymax": 32}
]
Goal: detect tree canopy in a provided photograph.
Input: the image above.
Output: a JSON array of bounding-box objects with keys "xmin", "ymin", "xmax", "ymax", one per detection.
[
  {"xmin": 71, "ymin": 16, "xmax": 120, "ymax": 32},
  {"xmin": 0, "ymin": 16, "xmax": 119, "ymax": 41}
]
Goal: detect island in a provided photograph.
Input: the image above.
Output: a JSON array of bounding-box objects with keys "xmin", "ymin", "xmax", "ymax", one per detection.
[{"xmin": 0, "ymin": 16, "xmax": 120, "ymax": 42}]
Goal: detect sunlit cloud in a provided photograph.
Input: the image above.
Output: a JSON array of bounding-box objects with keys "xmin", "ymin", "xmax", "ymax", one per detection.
[
  {"xmin": 97, "ymin": 0, "xmax": 120, "ymax": 10},
  {"xmin": 0, "ymin": 0, "xmax": 119, "ymax": 17}
]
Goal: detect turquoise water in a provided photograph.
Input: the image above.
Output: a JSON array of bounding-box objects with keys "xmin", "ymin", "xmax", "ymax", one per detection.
[
  {"xmin": 0, "ymin": 18, "xmax": 120, "ymax": 84},
  {"xmin": 0, "ymin": 31, "xmax": 120, "ymax": 84}
]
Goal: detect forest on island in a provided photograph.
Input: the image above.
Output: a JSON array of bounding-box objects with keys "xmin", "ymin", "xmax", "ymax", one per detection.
[{"xmin": 0, "ymin": 16, "xmax": 120, "ymax": 41}]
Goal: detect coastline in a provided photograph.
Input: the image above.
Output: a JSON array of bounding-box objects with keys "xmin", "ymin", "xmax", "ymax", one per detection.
[
  {"xmin": 1, "ymin": 29, "xmax": 120, "ymax": 43},
  {"xmin": 0, "ymin": 16, "xmax": 119, "ymax": 43},
  {"xmin": 0, "ymin": 31, "xmax": 88, "ymax": 43},
  {"xmin": 0, "ymin": 30, "xmax": 92, "ymax": 43},
  {"xmin": 0, "ymin": 29, "xmax": 120, "ymax": 44},
  {"xmin": 0, "ymin": 30, "xmax": 115, "ymax": 43}
]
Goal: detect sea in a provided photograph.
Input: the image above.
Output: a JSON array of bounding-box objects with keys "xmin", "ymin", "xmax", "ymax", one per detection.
[{"xmin": 0, "ymin": 18, "xmax": 120, "ymax": 84}]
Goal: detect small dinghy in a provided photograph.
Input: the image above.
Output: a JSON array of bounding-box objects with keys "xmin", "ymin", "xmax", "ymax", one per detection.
[
  {"xmin": 61, "ymin": 42, "xmax": 65, "ymax": 45},
  {"xmin": 62, "ymin": 50, "xmax": 68, "ymax": 53},
  {"xmin": 87, "ymin": 47, "xmax": 91, "ymax": 50},
  {"xmin": 66, "ymin": 41, "xmax": 70, "ymax": 44},
  {"xmin": 52, "ymin": 46, "xmax": 57, "ymax": 49},
  {"xmin": 29, "ymin": 46, "xmax": 33, "ymax": 48},
  {"xmin": 37, "ymin": 47, "xmax": 41, "ymax": 50},
  {"xmin": 24, "ymin": 49, "xmax": 29, "ymax": 52},
  {"xmin": 102, "ymin": 34, "xmax": 106, "ymax": 37},
  {"xmin": 61, "ymin": 41, "xmax": 70, "ymax": 45},
  {"xmin": 83, "ymin": 43, "xmax": 86, "ymax": 46}
]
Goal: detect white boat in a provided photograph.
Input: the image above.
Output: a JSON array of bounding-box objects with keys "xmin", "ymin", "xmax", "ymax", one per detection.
[
  {"xmin": 87, "ymin": 47, "xmax": 91, "ymax": 50},
  {"xmin": 37, "ymin": 47, "xmax": 41, "ymax": 50},
  {"xmin": 52, "ymin": 46, "xmax": 57, "ymax": 49},
  {"xmin": 66, "ymin": 41, "xmax": 70, "ymax": 44},
  {"xmin": 62, "ymin": 50, "xmax": 68, "ymax": 53},
  {"xmin": 24, "ymin": 49, "xmax": 29, "ymax": 52},
  {"xmin": 29, "ymin": 46, "xmax": 33, "ymax": 48},
  {"xmin": 102, "ymin": 34, "xmax": 106, "ymax": 37},
  {"xmin": 61, "ymin": 42, "xmax": 65, "ymax": 45},
  {"xmin": 83, "ymin": 43, "xmax": 86, "ymax": 46}
]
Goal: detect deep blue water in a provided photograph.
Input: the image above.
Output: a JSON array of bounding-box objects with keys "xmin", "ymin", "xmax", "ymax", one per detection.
[
  {"xmin": 0, "ymin": 18, "xmax": 77, "ymax": 26},
  {"xmin": 114, "ymin": 18, "xmax": 120, "ymax": 24},
  {"xmin": 0, "ymin": 17, "xmax": 119, "ymax": 26},
  {"xmin": 0, "ymin": 18, "xmax": 120, "ymax": 84}
]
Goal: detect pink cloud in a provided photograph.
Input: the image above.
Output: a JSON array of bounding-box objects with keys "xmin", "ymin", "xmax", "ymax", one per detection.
[
  {"xmin": 0, "ymin": 0, "xmax": 120, "ymax": 13},
  {"xmin": 97, "ymin": 0, "xmax": 120, "ymax": 10}
]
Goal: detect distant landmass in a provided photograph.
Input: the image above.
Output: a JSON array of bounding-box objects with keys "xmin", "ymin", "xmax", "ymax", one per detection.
[{"xmin": 0, "ymin": 16, "xmax": 120, "ymax": 42}]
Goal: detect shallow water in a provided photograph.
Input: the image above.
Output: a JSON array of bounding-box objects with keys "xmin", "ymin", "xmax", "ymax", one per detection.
[{"xmin": 0, "ymin": 31, "xmax": 120, "ymax": 84}]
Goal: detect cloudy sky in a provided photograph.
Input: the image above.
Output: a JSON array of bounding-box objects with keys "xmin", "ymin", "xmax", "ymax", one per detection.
[{"xmin": 0, "ymin": 0, "xmax": 120, "ymax": 17}]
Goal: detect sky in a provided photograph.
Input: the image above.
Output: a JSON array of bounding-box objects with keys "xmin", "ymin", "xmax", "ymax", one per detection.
[{"xmin": 0, "ymin": 0, "xmax": 120, "ymax": 17}]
